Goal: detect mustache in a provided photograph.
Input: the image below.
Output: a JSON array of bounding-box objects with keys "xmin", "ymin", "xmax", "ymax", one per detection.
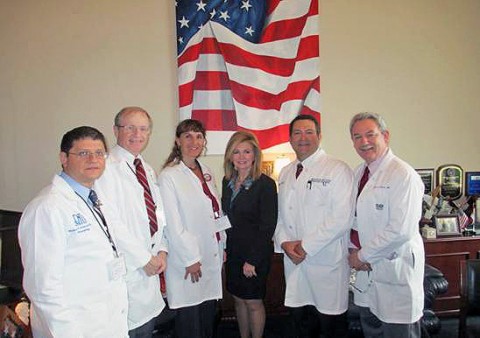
[{"xmin": 359, "ymin": 145, "xmax": 373, "ymax": 151}]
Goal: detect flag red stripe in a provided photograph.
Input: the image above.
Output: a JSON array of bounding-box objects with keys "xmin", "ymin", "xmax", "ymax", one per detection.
[
  {"xmin": 297, "ymin": 36, "xmax": 319, "ymax": 60},
  {"xmin": 230, "ymin": 79, "xmax": 319, "ymax": 110},
  {"xmin": 193, "ymin": 71, "xmax": 231, "ymax": 90},
  {"xmin": 265, "ymin": 0, "xmax": 281, "ymax": 16},
  {"xmin": 179, "ymin": 74, "xmax": 319, "ymax": 111},
  {"xmin": 192, "ymin": 110, "xmax": 238, "ymax": 130},
  {"xmin": 260, "ymin": 1, "xmax": 318, "ymax": 43},
  {"xmin": 179, "ymin": 34, "xmax": 318, "ymax": 72},
  {"xmin": 178, "ymin": 81, "xmax": 193, "ymax": 107}
]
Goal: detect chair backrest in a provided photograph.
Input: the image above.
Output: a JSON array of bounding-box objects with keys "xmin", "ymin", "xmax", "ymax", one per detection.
[
  {"xmin": 0, "ymin": 210, "xmax": 23, "ymax": 290},
  {"xmin": 460, "ymin": 259, "xmax": 480, "ymax": 313}
]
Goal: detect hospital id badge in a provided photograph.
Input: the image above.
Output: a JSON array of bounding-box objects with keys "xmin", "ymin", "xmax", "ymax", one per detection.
[
  {"xmin": 108, "ymin": 254, "xmax": 127, "ymax": 281},
  {"xmin": 215, "ymin": 214, "xmax": 232, "ymax": 232}
]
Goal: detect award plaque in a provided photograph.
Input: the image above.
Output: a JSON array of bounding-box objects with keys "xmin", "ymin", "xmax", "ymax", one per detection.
[
  {"xmin": 436, "ymin": 164, "xmax": 463, "ymax": 200},
  {"xmin": 465, "ymin": 171, "xmax": 480, "ymax": 196},
  {"xmin": 416, "ymin": 168, "xmax": 434, "ymax": 195}
]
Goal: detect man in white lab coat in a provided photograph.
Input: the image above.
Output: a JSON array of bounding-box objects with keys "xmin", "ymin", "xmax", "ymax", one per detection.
[
  {"xmin": 348, "ymin": 112, "xmax": 425, "ymax": 338},
  {"xmin": 274, "ymin": 115, "xmax": 355, "ymax": 337},
  {"xmin": 19, "ymin": 126, "xmax": 162, "ymax": 338},
  {"xmin": 96, "ymin": 107, "xmax": 170, "ymax": 338}
]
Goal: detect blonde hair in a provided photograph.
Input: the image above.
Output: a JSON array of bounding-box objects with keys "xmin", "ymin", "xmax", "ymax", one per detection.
[{"xmin": 223, "ymin": 131, "xmax": 262, "ymax": 181}]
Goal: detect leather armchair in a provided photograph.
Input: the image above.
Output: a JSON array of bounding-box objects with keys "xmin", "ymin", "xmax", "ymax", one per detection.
[
  {"xmin": 347, "ymin": 264, "xmax": 448, "ymax": 337},
  {"xmin": 458, "ymin": 259, "xmax": 480, "ymax": 338}
]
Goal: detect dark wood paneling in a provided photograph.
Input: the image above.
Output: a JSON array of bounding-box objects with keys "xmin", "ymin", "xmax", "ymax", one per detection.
[{"xmin": 424, "ymin": 236, "xmax": 480, "ymax": 316}]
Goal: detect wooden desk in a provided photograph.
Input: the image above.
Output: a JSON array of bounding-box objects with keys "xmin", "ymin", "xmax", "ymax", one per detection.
[{"xmin": 424, "ymin": 236, "xmax": 480, "ymax": 316}]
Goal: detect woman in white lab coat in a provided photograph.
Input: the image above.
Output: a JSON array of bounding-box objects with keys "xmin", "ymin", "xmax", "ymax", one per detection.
[{"xmin": 158, "ymin": 119, "xmax": 225, "ymax": 338}]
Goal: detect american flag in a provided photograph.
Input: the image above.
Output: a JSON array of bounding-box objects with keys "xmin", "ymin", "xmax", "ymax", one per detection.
[
  {"xmin": 458, "ymin": 208, "xmax": 472, "ymax": 230},
  {"xmin": 176, "ymin": 0, "xmax": 320, "ymax": 153}
]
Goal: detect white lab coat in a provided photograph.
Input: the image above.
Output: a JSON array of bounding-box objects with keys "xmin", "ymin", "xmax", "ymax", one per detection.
[
  {"xmin": 95, "ymin": 145, "xmax": 167, "ymax": 329},
  {"xmin": 18, "ymin": 175, "xmax": 129, "ymax": 338},
  {"xmin": 353, "ymin": 149, "xmax": 425, "ymax": 324},
  {"xmin": 157, "ymin": 161, "xmax": 224, "ymax": 309},
  {"xmin": 274, "ymin": 149, "xmax": 355, "ymax": 314}
]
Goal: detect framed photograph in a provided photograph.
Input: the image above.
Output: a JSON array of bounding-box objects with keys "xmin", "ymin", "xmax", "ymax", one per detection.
[
  {"xmin": 436, "ymin": 164, "xmax": 463, "ymax": 200},
  {"xmin": 416, "ymin": 168, "xmax": 435, "ymax": 195},
  {"xmin": 465, "ymin": 171, "xmax": 480, "ymax": 196},
  {"xmin": 434, "ymin": 215, "xmax": 461, "ymax": 237},
  {"xmin": 261, "ymin": 161, "xmax": 274, "ymax": 178}
]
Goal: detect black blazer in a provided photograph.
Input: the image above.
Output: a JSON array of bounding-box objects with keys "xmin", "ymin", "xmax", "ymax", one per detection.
[{"xmin": 221, "ymin": 174, "xmax": 278, "ymax": 266}]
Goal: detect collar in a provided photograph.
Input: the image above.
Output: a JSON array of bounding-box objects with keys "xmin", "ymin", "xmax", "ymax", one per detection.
[
  {"xmin": 227, "ymin": 175, "xmax": 253, "ymax": 191},
  {"xmin": 365, "ymin": 147, "xmax": 390, "ymax": 176},
  {"xmin": 296, "ymin": 148, "xmax": 325, "ymax": 168},
  {"xmin": 111, "ymin": 145, "xmax": 144, "ymax": 166},
  {"xmin": 59, "ymin": 171, "xmax": 91, "ymax": 204}
]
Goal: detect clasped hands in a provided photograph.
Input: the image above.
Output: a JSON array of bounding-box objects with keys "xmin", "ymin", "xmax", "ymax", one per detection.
[
  {"xmin": 143, "ymin": 251, "xmax": 167, "ymax": 276},
  {"xmin": 281, "ymin": 240, "xmax": 306, "ymax": 265},
  {"xmin": 348, "ymin": 249, "xmax": 371, "ymax": 271}
]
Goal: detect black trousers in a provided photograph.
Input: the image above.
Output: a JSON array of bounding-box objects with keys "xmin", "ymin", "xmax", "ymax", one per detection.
[
  {"xmin": 175, "ymin": 299, "xmax": 217, "ymax": 338},
  {"xmin": 288, "ymin": 305, "xmax": 348, "ymax": 338}
]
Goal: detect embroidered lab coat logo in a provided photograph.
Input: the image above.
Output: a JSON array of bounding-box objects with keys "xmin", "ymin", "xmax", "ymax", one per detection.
[
  {"xmin": 72, "ymin": 213, "xmax": 87, "ymax": 225},
  {"xmin": 375, "ymin": 204, "xmax": 384, "ymax": 211}
]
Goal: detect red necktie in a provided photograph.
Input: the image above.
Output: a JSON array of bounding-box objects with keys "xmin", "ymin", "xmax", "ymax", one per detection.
[
  {"xmin": 295, "ymin": 163, "xmax": 303, "ymax": 179},
  {"xmin": 134, "ymin": 158, "xmax": 166, "ymax": 294},
  {"xmin": 351, "ymin": 167, "xmax": 370, "ymax": 249}
]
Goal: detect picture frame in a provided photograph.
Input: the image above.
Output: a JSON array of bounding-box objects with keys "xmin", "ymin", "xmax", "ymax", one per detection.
[
  {"xmin": 261, "ymin": 161, "xmax": 274, "ymax": 178},
  {"xmin": 434, "ymin": 214, "xmax": 461, "ymax": 237},
  {"xmin": 465, "ymin": 171, "xmax": 480, "ymax": 196},
  {"xmin": 416, "ymin": 168, "xmax": 435, "ymax": 195},
  {"xmin": 436, "ymin": 164, "xmax": 463, "ymax": 200}
]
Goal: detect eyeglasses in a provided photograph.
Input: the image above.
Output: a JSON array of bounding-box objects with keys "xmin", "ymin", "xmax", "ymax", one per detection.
[
  {"xmin": 68, "ymin": 150, "xmax": 108, "ymax": 159},
  {"xmin": 116, "ymin": 125, "xmax": 151, "ymax": 133}
]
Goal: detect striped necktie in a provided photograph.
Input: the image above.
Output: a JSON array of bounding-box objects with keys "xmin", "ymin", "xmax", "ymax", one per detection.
[{"xmin": 134, "ymin": 158, "xmax": 166, "ymax": 294}]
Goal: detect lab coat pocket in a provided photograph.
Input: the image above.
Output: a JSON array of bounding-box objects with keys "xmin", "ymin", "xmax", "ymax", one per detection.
[
  {"xmin": 79, "ymin": 301, "xmax": 109, "ymax": 336},
  {"xmin": 373, "ymin": 249, "xmax": 414, "ymax": 286},
  {"xmin": 305, "ymin": 182, "xmax": 331, "ymax": 206},
  {"xmin": 307, "ymin": 240, "xmax": 343, "ymax": 267}
]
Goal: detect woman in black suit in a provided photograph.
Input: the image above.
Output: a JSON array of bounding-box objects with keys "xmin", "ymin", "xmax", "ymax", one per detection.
[{"xmin": 222, "ymin": 131, "xmax": 278, "ymax": 338}]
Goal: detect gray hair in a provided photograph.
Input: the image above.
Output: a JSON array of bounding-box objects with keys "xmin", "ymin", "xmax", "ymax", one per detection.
[{"xmin": 349, "ymin": 112, "xmax": 388, "ymax": 135}]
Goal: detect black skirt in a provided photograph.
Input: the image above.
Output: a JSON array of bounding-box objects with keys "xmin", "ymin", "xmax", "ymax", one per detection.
[{"xmin": 225, "ymin": 256, "xmax": 271, "ymax": 300}]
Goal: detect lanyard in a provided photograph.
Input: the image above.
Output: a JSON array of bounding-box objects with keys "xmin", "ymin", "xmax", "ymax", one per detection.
[{"xmin": 76, "ymin": 193, "xmax": 119, "ymax": 257}]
